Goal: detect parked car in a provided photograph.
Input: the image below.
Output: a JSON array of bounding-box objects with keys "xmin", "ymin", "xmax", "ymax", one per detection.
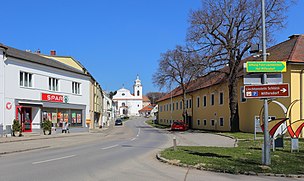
[
  {"xmin": 115, "ymin": 119, "xmax": 123, "ymax": 126},
  {"xmin": 171, "ymin": 120, "xmax": 188, "ymax": 131}
]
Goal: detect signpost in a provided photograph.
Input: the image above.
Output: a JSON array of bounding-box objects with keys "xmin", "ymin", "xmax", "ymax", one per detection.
[
  {"xmin": 246, "ymin": 61, "xmax": 286, "ymax": 73},
  {"xmin": 244, "ymin": 84, "xmax": 289, "ymax": 99}
]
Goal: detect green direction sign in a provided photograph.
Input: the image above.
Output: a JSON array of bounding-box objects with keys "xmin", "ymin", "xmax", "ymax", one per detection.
[{"xmin": 246, "ymin": 61, "xmax": 286, "ymax": 73}]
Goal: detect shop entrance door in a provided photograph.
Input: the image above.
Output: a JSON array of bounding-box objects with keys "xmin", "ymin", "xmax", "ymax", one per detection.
[{"xmin": 16, "ymin": 106, "xmax": 32, "ymax": 132}]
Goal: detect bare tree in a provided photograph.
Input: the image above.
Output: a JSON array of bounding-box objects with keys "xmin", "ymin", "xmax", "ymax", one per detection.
[
  {"xmin": 153, "ymin": 45, "xmax": 205, "ymax": 123},
  {"xmin": 146, "ymin": 92, "xmax": 166, "ymax": 104},
  {"xmin": 187, "ymin": 0, "xmax": 294, "ymax": 131}
]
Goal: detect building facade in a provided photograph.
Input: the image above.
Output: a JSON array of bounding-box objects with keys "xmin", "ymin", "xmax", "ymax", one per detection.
[
  {"xmin": 113, "ymin": 75, "xmax": 145, "ymax": 117},
  {"xmin": 42, "ymin": 54, "xmax": 103, "ymax": 129},
  {"xmin": 157, "ymin": 35, "xmax": 304, "ymax": 135},
  {"xmin": 0, "ymin": 44, "xmax": 90, "ymax": 133}
]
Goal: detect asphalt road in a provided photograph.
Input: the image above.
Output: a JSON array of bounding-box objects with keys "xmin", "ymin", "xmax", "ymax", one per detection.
[{"xmin": 0, "ymin": 117, "xmax": 302, "ymax": 181}]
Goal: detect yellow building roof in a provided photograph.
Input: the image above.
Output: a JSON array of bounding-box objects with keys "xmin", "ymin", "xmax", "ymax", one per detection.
[{"xmin": 41, "ymin": 55, "xmax": 83, "ymax": 71}]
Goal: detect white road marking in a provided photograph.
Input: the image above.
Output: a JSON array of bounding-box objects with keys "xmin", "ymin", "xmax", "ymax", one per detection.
[
  {"xmin": 32, "ymin": 155, "xmax": 76, "ymax": 165},
  {"xmin": 136, "ymin": 128, "xmax": 141, "ymax": 137},
  {"xmin": 101, "ymin": 144, "xmax": 119, "ymax": 150},
  {"xmin": 130, "ymin": 138, "xmax": 136, "ymax": 141}
]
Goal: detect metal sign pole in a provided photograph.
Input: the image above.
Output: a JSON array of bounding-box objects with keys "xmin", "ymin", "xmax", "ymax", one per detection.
[{"xmin": 261, "ymin": 0, "xmax": 271, "ymax": 165}]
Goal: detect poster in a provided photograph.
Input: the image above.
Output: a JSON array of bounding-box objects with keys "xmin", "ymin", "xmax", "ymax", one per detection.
[
  {"xmin": 47, "ymin": 113, "xmax": 52, "ymax": 121},
  {"xmin": 77, "ymin": 114, "xmax": 82, "ymax": 123},
  {"xmin": 72, "ymin": 113, "xmax": 76, "ymax": 123},
  {"xmin": 52, "ymin": 113, "xmax": 57, "ymax": 123},
  {"xmin": 58, "ymin": 112, "xmax": 63, "ymax": 123},
  {"xmin": 64, "ymin": 114, "xmax": 69, "ymax": 122}
]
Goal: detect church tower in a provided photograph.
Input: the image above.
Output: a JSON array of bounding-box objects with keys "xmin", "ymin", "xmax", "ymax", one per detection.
[{"xmin": 133, "ymin": 75, "xmax": 142, "ymax": 98}]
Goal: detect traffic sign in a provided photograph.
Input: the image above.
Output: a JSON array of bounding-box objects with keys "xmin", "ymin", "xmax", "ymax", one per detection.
[
  {"xmin": 244, "ymin": 84, "xmax": 289, "ymax": 98},
  {"xmin": 246, "ymin": 61, "xmax": 286, "ymax": 73}
]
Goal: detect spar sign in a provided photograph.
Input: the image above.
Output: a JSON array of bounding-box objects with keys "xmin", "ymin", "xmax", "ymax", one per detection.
[
  {"xmin": 244, "ymin": 84, "xmax": 289, "ymax": 99},
  {"xmin": 42, "ymin": 93, "xmax": 69, "ymax": 103}
]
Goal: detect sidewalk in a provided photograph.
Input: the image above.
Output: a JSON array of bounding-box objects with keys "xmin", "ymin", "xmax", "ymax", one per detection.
[{"xmin": 0, "ymin": 127, "xmax": 110, "ymax": 155}]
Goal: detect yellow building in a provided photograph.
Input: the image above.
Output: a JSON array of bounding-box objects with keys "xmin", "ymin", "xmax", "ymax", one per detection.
[
  {"xmin": 41, "ymin": 52, "xmax": 103, "ymax": 129},
  {"xmin": 157, "ymin": 34, "xmax": 304, "ymax": 134}
]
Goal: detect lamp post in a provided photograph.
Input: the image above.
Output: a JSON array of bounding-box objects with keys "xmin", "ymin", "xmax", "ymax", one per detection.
[{"xmin": 261, "ymin": 0, "xmax": 271, "ymax": 165}]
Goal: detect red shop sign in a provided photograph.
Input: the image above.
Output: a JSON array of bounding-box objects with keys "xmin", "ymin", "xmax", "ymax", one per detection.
[{"xmin": 42, "ymin": 93, "xmax": 64, "ymax": 103}]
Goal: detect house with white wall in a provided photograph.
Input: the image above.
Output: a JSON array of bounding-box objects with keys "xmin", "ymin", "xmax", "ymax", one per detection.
[{"xmin": 0, "ymin": 43, "xmax": 90, "ymax": 133}]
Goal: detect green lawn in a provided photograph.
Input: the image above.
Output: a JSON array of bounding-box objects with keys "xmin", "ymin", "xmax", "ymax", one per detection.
[
  {"xmin": 160, "ymin": 132, "xmax": 304, "ymax": 175},
  {"xmin": 145, "ymin": 120, "xmax": 171, "ymax": 129}
]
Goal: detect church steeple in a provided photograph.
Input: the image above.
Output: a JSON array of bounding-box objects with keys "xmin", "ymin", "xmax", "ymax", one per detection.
[{"xmin": 133, "ymin": 74, "xmax": 142, "ymax": 98}]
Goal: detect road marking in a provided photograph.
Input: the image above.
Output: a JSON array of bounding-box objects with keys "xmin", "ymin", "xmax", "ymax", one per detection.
[
  {"xmin": 101, "ymin": 144, "xmax": 119, "ymax": 150},
  {"xmin": 32, "ymin": 155, "xmax": 76, "ymax": 165},
  {"xmin": 130, "ymin": 138, "xmax": 136, "ymax": 141},
  {"xmin": 136, "ymin": 128, "xmax": 141, "ymax": 137}
]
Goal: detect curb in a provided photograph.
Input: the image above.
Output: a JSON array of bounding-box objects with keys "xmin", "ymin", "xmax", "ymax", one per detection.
[{"xmin": 156, "ymin": 152, "xmax": 304, "ymax": 178}]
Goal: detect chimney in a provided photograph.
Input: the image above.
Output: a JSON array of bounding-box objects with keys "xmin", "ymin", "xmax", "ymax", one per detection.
[
  {"xmin": 50, "ymin": 50, "xmax": 56, "ymax": 56},
  {"xmin": 36, "ymin": 49, "xmax": 41, "ymax": 54}
]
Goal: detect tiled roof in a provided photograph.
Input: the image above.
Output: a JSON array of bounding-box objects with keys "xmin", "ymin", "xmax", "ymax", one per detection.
[
  {"xmin": 157, "ymin": 34, "xmax": 304, "ymax": 102},
  {"xmin": 4, "ymin": 44, "xmax": 86, "ymax": 75},
  {"xmin": 139, "ymin": 104, "xmax": 155, "ymax": 112},
  {"xmin": 142, "ymin": 95, "xmax": 150, "ymax": 102}
]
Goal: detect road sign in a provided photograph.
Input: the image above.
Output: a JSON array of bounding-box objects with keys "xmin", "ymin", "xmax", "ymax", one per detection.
[
  {"xmin": 244, "ymin": 84, "xmax": 289, "ymax": 98},
  {"xmin": 244, "ymin": 73, "xmax": 282, "ymax": 85},
  {"xmin": 246, "ymin": 61, "xmax": 286, "ymax": 73}
]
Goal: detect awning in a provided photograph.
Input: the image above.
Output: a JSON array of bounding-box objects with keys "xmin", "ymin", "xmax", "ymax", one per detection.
[{"xmin": 18, "ymin": 101, "xmax": 44, "ymax": 107}]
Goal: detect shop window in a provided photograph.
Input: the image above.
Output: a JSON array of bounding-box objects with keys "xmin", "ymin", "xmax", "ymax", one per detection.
[
  {"xmin": 72, "ymin": 82, "xmax": 81, "ymax": 94},
  {"xmin": 49, "ymin": 77, "xmax": 59, "ymax": 91},
  {"xmin": 20, "ymin": 71, "xmax": 33, "ymax": 88}
]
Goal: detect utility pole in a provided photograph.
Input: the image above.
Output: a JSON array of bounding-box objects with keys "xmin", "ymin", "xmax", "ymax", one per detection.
[{"xmin": 261, "ymin": 0, "xmax": 271, "ymax": 165}]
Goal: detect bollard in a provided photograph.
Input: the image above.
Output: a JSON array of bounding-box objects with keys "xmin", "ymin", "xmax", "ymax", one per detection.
[{"xmin": 173, "ymin": 137, "xmax": 177, "ymax": 151}]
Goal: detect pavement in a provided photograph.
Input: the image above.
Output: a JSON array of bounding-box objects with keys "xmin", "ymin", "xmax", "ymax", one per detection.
[{"xmin": 0, "ymin": 122, "xmax": 236, "ymax": 155}]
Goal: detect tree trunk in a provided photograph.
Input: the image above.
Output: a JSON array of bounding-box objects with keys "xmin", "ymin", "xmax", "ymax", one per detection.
[{"xmin": 228, "ymin": 76, "xmax": 240, "ymax": 132}]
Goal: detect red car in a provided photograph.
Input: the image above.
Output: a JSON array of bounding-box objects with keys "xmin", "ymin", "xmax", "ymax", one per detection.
[{"xmin": 171, "ymin": 121, "xmax": 188, "ymax": 131}]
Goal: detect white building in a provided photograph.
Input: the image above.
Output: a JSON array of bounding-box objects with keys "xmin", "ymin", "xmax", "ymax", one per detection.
[
  {"xmin": 113, "ymin": 75, "xmax": 145, "ymax": 117},
  {"xmin": 101, "ymin": 91, "xmax": 114, "ymax": 127},
  {"xmin": 0, "ymin": 44, "xmax": 90, "ymax": 133}
]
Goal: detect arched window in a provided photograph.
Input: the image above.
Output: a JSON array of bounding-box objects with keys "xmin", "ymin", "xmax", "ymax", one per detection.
[
  {"xmin": 122, "ymin": 103, "xmax": 125, "ymax": 107},
  {"xmin": 137, "ymin": 90, "xmax": 140, "ymax": 96}
]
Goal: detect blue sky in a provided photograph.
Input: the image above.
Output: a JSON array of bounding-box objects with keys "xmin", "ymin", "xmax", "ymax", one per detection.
[{"xmin": 1, "ymin": 0, "xmax": 303, "ymax": 94}]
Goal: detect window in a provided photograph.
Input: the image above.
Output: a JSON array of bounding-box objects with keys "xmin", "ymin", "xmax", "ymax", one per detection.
[
  {"xmin": 197, "ymin": 97, "xmax": 200, "ymax": 108},
  {"xmin": 72, "ymin": 82, "xmax": 81, "ymax": 94},
  {"xmin": 172, "ymin": 103, "xmax": 174, "ymax": 111},
  {"xmin": 122, "ymin": 103, "xmax": 125, "ymax": 107},
  {"xmin": 203, "ymin": 95, "xmax": 207, "ymax": 107},
  {"xmin": 20, "ymin": 72, "xmax": 33, "ymax": 87},
  {"xmin": 197, "ymin": 119, "xmax": 201, "ymax": 126},
  {"xmin": 137, "ymin": 90, "xmax": 140, "ymax": 96},
  {"xmin": 219, "ymin": 92, "xmax": 224, "ymax": 105},
  {"xmin": 186, "ymin": 100, "xmax": 189, "ymax": 109},
  {"xmin": 211, "ymin": 94, "xmax": 215, "ymax": 106},
  {"xmin": 176, "ymin": 102, "xmax": 178, "ymax": 110},
  {"xmin": 160, "ymin": 105, "xmax": 162, "ymax": 112},
  {"xmin": 122, "ymin": 93, "xmax": 125, "ymax": 96},
  {"xmin": 189, "ymin": 99, "xmax": 192, "ymax": 108},
  {"xmin": 240, "ymin": 87, "xmax": 246, "ymax": 102},
  {"xmin": 219, "ymin": 117, "xmax": 224, "ymax": 126},
  {"xmin": 203, "ymin": 119, "xmax": 207, "ymax": 126},
  {"xmin": 180, "ymin": 101, "xmax": 182, "ymax": 109},
  {"xmin": 169, "ymin": 103, "xmax": 171, "ymax": 111},
  {"xmin": 211, "ymin": 120, "xmax": 215, "ymax": 126},
  {"xmin": 49, "ymin": 77, "xmax": 59, "ymax": 91}
]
